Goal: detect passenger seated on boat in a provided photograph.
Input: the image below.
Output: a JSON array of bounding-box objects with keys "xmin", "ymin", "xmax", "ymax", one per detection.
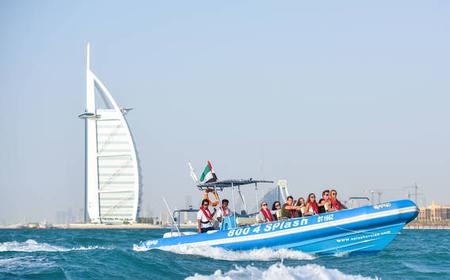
[
  {"xmin": 217, "ymin": 199, "xmax": 232, "ymax": 223},
  {"xmin": 281, "ymin": 196, "xmax": 301, "ymax": 219},
  {"xmin": 295, "ymin": 197, "xmax": 306, "ymax": 217},
  {"xmin": 330, "ymin": 189, "xmax": 347, "ymax": 211},
  {"xmin": 272, "ymin": 201, "xmax": 282, "ymax": 221},
  {"xmin": 318, "ymin": 190, "xmax": 334, "ymax": 214},
  {"xmin": 197, "ymin": 199, "xmax": 216, "ymax": 233},
  {"xmin": 304, "ymin": 193, "xmax": 319, "ymax": 216},
  {"xmin": 256, "ymin": 201, "xmax": 274, "ymax": 223}
]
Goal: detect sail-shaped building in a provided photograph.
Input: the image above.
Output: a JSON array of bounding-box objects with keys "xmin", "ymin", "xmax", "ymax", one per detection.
[{"xmin": 79, "ymin": 44, "xmax": 141, "ymax": 224}]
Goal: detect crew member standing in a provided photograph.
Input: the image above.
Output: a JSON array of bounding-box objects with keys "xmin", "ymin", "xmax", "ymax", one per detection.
[
  {"xmin": 216, "ymin": 199, "xmax": 231, "ymax": 223},
  {"xmin": 197, "ymin": 199, "xmax": 216, "ymax": 233}
]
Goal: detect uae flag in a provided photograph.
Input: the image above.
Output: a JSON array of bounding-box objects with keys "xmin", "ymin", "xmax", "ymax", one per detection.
[{"xmin": 199, "ymin": 161, "xmax": 218, "ymax": 183}]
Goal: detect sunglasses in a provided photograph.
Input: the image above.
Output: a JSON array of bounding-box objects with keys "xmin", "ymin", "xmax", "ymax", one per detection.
[
  {"xmin": 332, "ymin": 193, "xmax": 337, "ymax": 195},
  {"xmin": 203, "ymin": 203, "xmax": 209, "ymax": 206},
  {"xmin": 262, "ymin": 204, "xmax": 268, "ymax": 206},
  {"xmin": 275, "ymin": 204, "xmax": 280, "ymax": 207}
]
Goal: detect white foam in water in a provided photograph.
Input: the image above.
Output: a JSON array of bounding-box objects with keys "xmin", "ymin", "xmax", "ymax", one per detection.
[
  {"xmin": 0, "ymin": 239, "xmax": 111, "ymax": 252},
  {"xmin": 138, "ymin": 244, "xmax": 315, "ymax": 261},
  {"xmin": 333, "ymin": 252, "xmax": 350, "ymax": 258},
  {"xmin": 133, "ymin": 244, "xmax": 150, "ymax": 252},
  {"xmin": 186, "ymin": 262, "xmax": 377, "ymax": 280},
  {"xmin": 0, "ymin": 256, "xmax": 56, "ymax": 273}
]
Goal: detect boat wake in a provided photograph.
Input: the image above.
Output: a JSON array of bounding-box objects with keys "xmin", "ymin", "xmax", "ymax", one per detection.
[
  {"xmin": 0, "ymin": 239, "xmax": 112, "ymax": 252},
  {"xmin": 333, "ymin": 252, "xmax": 350, "ymax": 258},
  {"xmin": 134, "ymin": 244, "xmax": 315, "ymax": 261},
  {"xmin": 0, "ymin": 256, "xmax": 56, "ymax": 273},
  {"xmin": 186, "ymin": 262, "xmax": 377, "ymax": 280}
]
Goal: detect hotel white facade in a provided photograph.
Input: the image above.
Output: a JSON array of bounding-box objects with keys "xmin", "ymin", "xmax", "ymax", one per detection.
[{"xmin": 79, "ymin": 44, "xmax": 141, "ymax": 224}]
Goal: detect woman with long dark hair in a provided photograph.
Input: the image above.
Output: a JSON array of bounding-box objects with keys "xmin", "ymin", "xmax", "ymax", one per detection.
[
  {"xmin": 295, "ymin": 197, "xmax": 306, "ymax": 217},
  {"xmin": 330, "ymin": 189, "xmax": 347, "ymax": 210},
  {"xmin": 304, "ymin": 193, "xmax": 319, "ymax": 216},
  {"xmin": 272, "ymin": 200, "xmax": 281, "ymax": 221}
]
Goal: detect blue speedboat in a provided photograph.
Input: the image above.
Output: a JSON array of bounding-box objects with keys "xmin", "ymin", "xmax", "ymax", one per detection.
[{"xmin": 138, "ymin": 179, "xmax": 418, "ymax": 255}]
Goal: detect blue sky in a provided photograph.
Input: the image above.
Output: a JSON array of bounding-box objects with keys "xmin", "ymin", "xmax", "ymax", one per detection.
[{"xmin": 0, "ymin": 1, "xmax": 449, "ymax": 224}]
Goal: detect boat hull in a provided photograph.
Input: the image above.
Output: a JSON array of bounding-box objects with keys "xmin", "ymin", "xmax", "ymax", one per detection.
[{"xmin": 139, "ymin": 200, "xmax": 418, "ymax": 255}]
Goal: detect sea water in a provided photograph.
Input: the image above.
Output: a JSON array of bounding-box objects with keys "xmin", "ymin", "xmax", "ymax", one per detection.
[{"xmin": 0, "ymin": 229, "xmax": 448, "ymax": 279}]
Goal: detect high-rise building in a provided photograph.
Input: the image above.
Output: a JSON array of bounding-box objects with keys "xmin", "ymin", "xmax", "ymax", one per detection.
[
  {"xmin": 79, "ymin": 44, "xmax": 141, "ymax": 224},
  {"xmin": 261, "ymin": 180, "xmax": 289, "ymax": 208}
]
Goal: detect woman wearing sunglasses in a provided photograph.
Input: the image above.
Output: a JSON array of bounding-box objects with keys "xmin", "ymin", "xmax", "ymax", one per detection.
[
  {"xmin": 272, "ymin": 201, "xmax": 282, "ymax": 221},
  {"xmin": 304, "ymin": 193, "xmax": 319, "ymax": 216},
  {"xmin": 330, "ymin": 189, "xmax": 347, "ymax": 211},
  {"xmin": 295, "ymin": 197, "xmax": 306, "ymax": 217},
  {"xmin": 256, "ymin": 201, "xmax": 274, "ymax": 223}
]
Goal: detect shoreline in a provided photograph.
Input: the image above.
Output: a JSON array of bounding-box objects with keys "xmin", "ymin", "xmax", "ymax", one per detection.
[
  {"xmin": 0, "ymin": 223, "xmax": 196, "ymax": 230},
  {"xmin": 1, "ymin": 223, "xmax": 449, "ymax": 230},
  {"xmin": 404, "ymin": 225, "xmax": 450, "ymax": 230},
  {"xmin": 0, "ymin": 221, "xmax": 450, "ymax": 230}
]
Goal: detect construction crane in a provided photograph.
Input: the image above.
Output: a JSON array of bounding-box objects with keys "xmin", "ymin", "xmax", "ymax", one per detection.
[
  {"xmin": 404, "ymin": 183, "xmax": 425, "ymax": 207},
  {"xmin": 368, "ymin": 184, "xmax": 425, "ymax": 205}
]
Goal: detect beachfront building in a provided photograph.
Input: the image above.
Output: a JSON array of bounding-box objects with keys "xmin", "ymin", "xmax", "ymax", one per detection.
[
  {"xmin": 417, "ymin": 201, "xmax": 450, "ymax": 222},
  {"xmin": 261, "ymin": 180, "xmax": 290, "ymax": 208},
  {"xmin": 79, "ymin": 44, "xmax": 141, "ymax": 224}
]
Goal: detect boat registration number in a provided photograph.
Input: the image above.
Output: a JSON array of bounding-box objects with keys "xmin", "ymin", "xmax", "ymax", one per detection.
[{"xmin": 317, "ymin": 214, "xmax": 334, "ymax": 223}]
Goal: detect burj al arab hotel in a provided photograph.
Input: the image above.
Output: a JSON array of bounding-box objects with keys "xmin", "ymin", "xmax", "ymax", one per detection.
[{"xmin": 79, "ymin": 44, "xmax": 141, "ymax": 224}]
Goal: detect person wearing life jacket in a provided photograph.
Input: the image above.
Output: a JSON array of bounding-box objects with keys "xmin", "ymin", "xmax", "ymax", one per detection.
[
  {"xmin": 280, "ymin": 196, "xmax": 301, "ymax": 219},
  {"xmin": 318, "ymin": 190, "xmax": 334, "ymax": 214},
  {"xmin": 304, "ymin": 193, "xmax": 319, "ymax": 216},
  {"xmin": 271, "ymin": 201, "xmax": 282, "ymax": 221},
  {"xmin": 330, "ymin": 189, "xmax": 347, "ymax": 211},
  {"xmin": 197, "ymin": 199, "xmax": 216, "ymax": 233},
  {"xmin": 295, "ymin": 197, "xmax": 306, "ymax": 217},
  {"xmin": 256, "ymin": 201, "xmax": 274, "ymax": 223},
  {"xmin": 216, "ymin": 199, "xmax": 232, "ymax": 223}
]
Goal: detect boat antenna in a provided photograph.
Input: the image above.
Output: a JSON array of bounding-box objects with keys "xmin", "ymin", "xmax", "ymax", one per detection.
[
  {"xmin": 162, "ymin": 196, "xmax": 181, "ymax": 233},
  {"xmin": 86, "ymin": 42, "xmax": 90, "ymax": 71}
]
